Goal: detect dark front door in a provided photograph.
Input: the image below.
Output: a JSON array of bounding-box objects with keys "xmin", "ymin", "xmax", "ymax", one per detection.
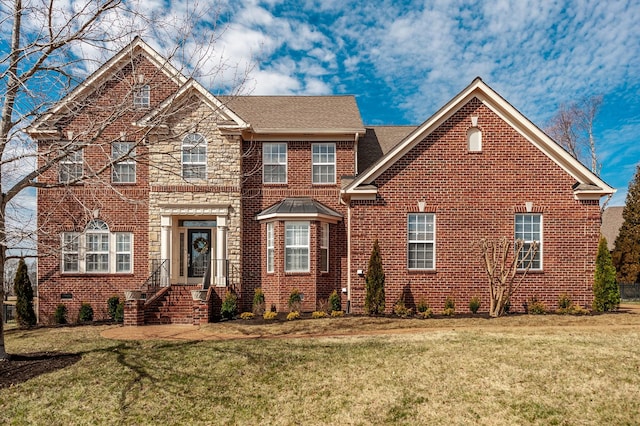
[{"xmin": 188, "ymin": 229, "xmax": 211, "ymax": 278}]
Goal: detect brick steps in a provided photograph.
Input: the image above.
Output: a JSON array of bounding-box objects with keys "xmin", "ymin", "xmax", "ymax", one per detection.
[{"xmin": 144, "ymin": 285, "xmax": 201, "ymax": 325}]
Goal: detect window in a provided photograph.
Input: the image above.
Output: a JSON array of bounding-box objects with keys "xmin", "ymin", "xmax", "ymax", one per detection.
[
  {"xmin": 408, "ymin": 214, "xmax": 435, "ymax": 269},
  {"xmin": 312, "ymin": 143, "xmax": 336, "ymax": 184},
  {"xmin": 59, "ymin": 148, "xmax": 83, "ymax": 183},
  {"xmin": 61, "ymin": 220, "xmax": 133, "ymax": 274},
  {"xmin": 467, "ymin": 127, "xmax": 482, "ymax": 152},
  {"xmin": 133, "ymin": 84, "xmax": 150, "ymax": 108},
  {"xmin": 112, "ymin": 142, "xmax": 136, "ymax": 183},
  {"xmin": 182, "ymin": 133, "xmax": 207, "ymax": 180},
  {"xmin": 320, "ymin": 222, "xmax": 329, "ymax": 273},
  {"xmin": 266, "ymin": 222, "xmax": 274, "ymax": 273},
  {"xmin": 263, "ymin": 143, "xmax": 287, "ymax": 183},
  {"xmin": 515, "ymin": 214, "xmax": 542, "ymax": 270},
  {"xmin": 285, "ymin": 222, "xmax": 309, "ymax": 272}
]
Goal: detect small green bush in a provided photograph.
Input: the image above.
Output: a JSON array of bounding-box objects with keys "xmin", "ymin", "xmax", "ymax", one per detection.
[
  {"xmin": 528, "ymin": 298, "xmax": 547, "ymax": 315},
  {"xmin": 393, "ymin": 299, "xmax": 413, "ymax": 318},
  {"xmin": 288, "ymin": 288, "xmax": 303, "ymax": 312},
  {"xmin": 312, "ymin": 311, "xmax": 328, "ymax": 319},
  {"xmin": 240, "ymin": 312, "xmax": 255, "ymax": 320},
  {"xmin": 328, "ymin": 290, "xmax": 341, "ymax": 313},
  {"xmin": 417, "ymin": 308, "xmax": 433, "ymax": 319},
  {"xmin": 107, "ymin": 296, "xmax": 120, "ymax": 321},
  {"xmin": 78, "ymin": 303, "xmax": 94, "ymax": 322},
  {"xmin": 469, "ymin": 296, "xmax": 481, "ymax": 314},
  {"xmin": 443, "ymin": 296, "xmax": 455, "ymax": 316},
  {"xmin": 263, "ymin": 311, "xmax": 277, "ymax": 320},
  {"xmin": 221, "ymin": 291, "xmax": 238, "ymax": 320},
  {"xmin": 287, "ymin": 311, "xmax": 300, "ymax": 321},
  {"xmin": 330, "ymin": 310, "xmax": 344, "ymax": 317},
  {"xmin": 416, "ymin": 299, "xmax": 429, "ymax": 313},
  {"xmin": 115, "ymin": 302, "xmax": 124, "ymax": 322},
  {"xmin": 252, "ymin": 288, "xmax": 266, "ymax": 315},
  {"xmin": 54, "ymin": 304, "xmax": 68, "ymax": 324}
]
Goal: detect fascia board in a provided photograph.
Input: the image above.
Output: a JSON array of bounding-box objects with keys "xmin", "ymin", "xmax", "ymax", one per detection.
[{"xmin": 255, "ymin": 212, "xmax": 342, "ymax": 223}]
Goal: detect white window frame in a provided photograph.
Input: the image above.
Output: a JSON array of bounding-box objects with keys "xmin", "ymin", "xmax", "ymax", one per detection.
[
  {"xmin": 312, "ymin": 143, "xmax": 336, "ymax": 184},
  {"xmin": 133, "ymin": 84, "xmax": 150, "ymax": 108},
  {"xmin": 59, "ymin": 148, "xmax": 83, "ymax": 183},
  {"xmin": 115, "ymin": 233, "xmax": 133, "ymax": 273},
  {"xmin": 112, "ymin": 142, "xmax": 136, "ymax": 183},
  {"xmin": 285, "ymin": 221, "xmax": 309, "ymax": 273},
  {"xmin": 266, "ymin": 222, "xmax": 274, "ymax": 273},
  {"xmin": 320, "ymin": 222, "xmax": 329, "ymax": 273},
  {"xmin": 61, "ymin": 220, "xmax": 133, "ymax": 274},
  {"xmin": 467, "ymin": 127, "xmax": 482, "ymax": 152},
  {"xmin": 515, "ymin": 214, "xmax": 543, "ymax": 270},
  {"xmin": 407, "ymin": 213, "xmax": 436, "ymax": 270},
  {"xmin": 182, "ymin": 133, "xmax": 207, "ymax": 180},
  {"xmin": 263, "ymin": 143, "xmax": 287, "ymax": 184}
]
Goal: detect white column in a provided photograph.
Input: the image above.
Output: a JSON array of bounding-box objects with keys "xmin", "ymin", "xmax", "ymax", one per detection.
[
  {"xmin": 215, "ymin": 215, "xmax": 228, "ymax": 286},
  {"xmin": 160, "ymin": 216, "xmax": 172, "ymax": 286}
]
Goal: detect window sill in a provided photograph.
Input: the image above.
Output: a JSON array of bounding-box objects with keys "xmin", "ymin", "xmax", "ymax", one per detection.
[
  {"xmin": 517, "ymin": 269, "xmax": 544, "ymax": 274},
  {"xmin": 60, "ymin": 272, "xmax": 134, "ymax": 276},
  {"xmin": 407, "ymin": 269, "xmax": 437, "ymax": 274},
  {"xmin": 285, "ymin": 271, "xmax": 311, "ymax": 276},
  {"xmin": 263, "ymin": 183, "xmax": 288, "ymax": 186}
]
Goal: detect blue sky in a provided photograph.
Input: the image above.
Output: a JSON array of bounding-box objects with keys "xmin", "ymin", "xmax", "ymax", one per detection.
[{"xmin": 188, "ymin": 0, "xmax": 638, "ymax": 206}]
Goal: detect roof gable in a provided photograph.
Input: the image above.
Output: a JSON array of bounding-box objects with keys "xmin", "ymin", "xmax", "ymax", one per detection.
[
  {"xmin": 27, "ymin": 37, "xmax": 187, "ymax": 135},
  {"xmin": 344, "ymin": 78, "xmax": 615, "ymax": 200}
]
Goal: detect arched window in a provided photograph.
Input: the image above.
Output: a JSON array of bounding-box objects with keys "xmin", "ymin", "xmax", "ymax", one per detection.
[
  {"xmin": 86, "ymin": 220, "xmax": 109, "ymax": 272},
  {"xmin": 467, "ymin": 127, "xmax": 482, "ymax": 152},
  {"xmin": 182, "ymin": 133, "xmax": 207, "ymax": 179}
]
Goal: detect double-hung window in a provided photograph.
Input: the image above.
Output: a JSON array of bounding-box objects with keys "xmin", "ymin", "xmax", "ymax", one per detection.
[
  {"xmin": 515, "ymin": 214, "xmax": 542, "ymax": 270},
  {"xmin": 61, "ymin": 220, "xmax": 133, "ymax": 274},
  {"xmin": 266, "ymin": 223, "xmax": 274, "ymax": 273},
  {"xmin": 320, "ymin": 223, "xmax": 329, "ymax": 273},
  {"xmin": 285, "ymin": 222, "xmax": 309, "ymax": 272},
  {"xmin": 408, "ymin": 214, "xmax": 435, "ymax": 269},
  {"xmin": 112, "ymin": 142, "xmax": 136, "ymax": 183},
  {"xmin": 182, "ymin": 133, "xmax": 207, "ymax": 180},
  {"xmin": 312, "ymin": 143, "xmax": 336, "ymax": 184},
  {"xmin": 59, "ymin": 148, "xmax": 83, "ymax": 183},
  {"xmin": 263, "ymin": 143, "xmax": 287, "ymax": 183},
  {"xmin": 133, "ymin": 84, "xmax": 150, "ymax": 108}
]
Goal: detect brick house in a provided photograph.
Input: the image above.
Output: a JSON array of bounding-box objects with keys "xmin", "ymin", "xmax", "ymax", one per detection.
[{"xmin": 29, "ymin": 38, "xmax": 614, "ymax": 324}]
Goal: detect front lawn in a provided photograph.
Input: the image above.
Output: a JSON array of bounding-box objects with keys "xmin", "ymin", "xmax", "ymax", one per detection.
[{"xmin": 1, "ymin": 308, "xmax": 640, "ymax": 425}]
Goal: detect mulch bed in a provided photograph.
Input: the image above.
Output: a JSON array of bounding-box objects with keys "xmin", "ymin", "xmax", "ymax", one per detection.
[{"xmin": 0, "ymin": 352, "xmax": 81, "ymax": 389}]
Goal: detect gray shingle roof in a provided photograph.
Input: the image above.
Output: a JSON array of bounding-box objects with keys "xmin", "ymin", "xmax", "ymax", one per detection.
[
  {"xmin": 256, "ymin": 198, "xmax": 342, "ymax": 220},
  {"xmin": 219, "ymin": 95, "xmax": 364, "ymax": 132},
  {"xmin": 358, "ymin": 126, "xmax": 417, "ymax": 173},
  {"xmin": 601, "ymin": 206, "xmax": 624, "ymax": 251}
]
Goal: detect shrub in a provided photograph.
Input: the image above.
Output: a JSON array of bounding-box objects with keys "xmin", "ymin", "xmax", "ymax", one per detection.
[
  {"xmin": 556, "ymin": 295, "xmax": 590, "ymax": 315},
  {"xmin": 54, "ymin": 304, "xmax": 68, "ymax": 324},
  {"xmin": 107, "ymin": 296, "xmax": 121, "ymax": 321},
  {"xmin": 469, "ymin": 296, "xmax": 481, "ymax": 314},
  {"xmin": 270, "ymin": 304, "xmax": 277, "ymax": 313},
  {"xmin": 287, "ymin": 311, "xmax": 300, "ymax": 321},
  {"xmin": 416, "ymin": 298, "xmax": 429, "ymax": 313},
  {"xmin": 115, "ymin": 302, "xmax": 124, "ymax": 322},
  {"xmin": 221, "ymin": 291, "xmax": 238, "ymax": 320},
  {"xmin": 263, "ymin": 311, "xmax": 277, "ymax": 320},
  {"xmin": 78, "ymin": 303, "xmax": 94, "ymax": 322},
  {"xmin": 288, "ymin": 288, "xmax": 303, "ymax": 312},
  {"xmin": 365, "ymin": 239, "xmax": 385, "ymax": 315},
  {"xmin": 528, "ymin": 298, "xmax": 547, "ymax": 315},
  {"xmin": 14, "ymin": 259, "xmax": 36, "ymax": 327},
  {"xmin": 328, "ymin": 290, "xmax": 342, "ymax": 313},
  {"xmin": 443, "ymin": 296, "xmax": 455, "ymax": 316},
  {"xmin": 330, "ymin": 310, "xmax": 344, "ymax": 317},
  {"xmin": 417, "ymin": 308, "xmax": 433, "ymax": 319},
  {"xmin": 312, "ymin": 311, "xmax": 328, "ymax": 319},
  {"xmin": 594, "ymin": 237, "xmax": 620, "ymax": 312},
  {"xmin": 252, "ymin": 287, "xmax": 266, "ymax": 315},
  {"xmin": 240, "ymin": 312, "xmax": 255, "ymax": 320},
  {"xmin": 317, "ymin": 298, "xmax": 329, "ymax": 313},
  {"xmin": 393, "ymin": 299, "xmax": 413, "ymax": 318}
]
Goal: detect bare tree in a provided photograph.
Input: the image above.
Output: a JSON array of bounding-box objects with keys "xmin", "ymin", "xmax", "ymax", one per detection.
[
  {"xmin": 546, "ymin": 95, "xmax": 603, "ymax": 174},
  {"xmin": 0, "ymin": 0, "xmax": 251, "ymax": 359},
  {"xmin": 479, "ymin": 237, "xmax": 539, "ymax": 317}
]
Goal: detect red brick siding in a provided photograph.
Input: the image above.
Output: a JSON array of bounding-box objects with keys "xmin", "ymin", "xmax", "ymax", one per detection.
[{"xmin": 349, "ymin": 98, "xmax": 600, "ymax": 314}]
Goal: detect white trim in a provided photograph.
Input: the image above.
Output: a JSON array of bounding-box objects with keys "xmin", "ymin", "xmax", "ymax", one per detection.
[
  {"xmin": 262, "ymin": 142, "xmax": 287, "ymax": 184},
  {"xmin": 284, "ymin": 221, "xmax": 310, "ymax": 273},
  {"xmin": 181, "ymin": 132, "xmax": 207, "ymax": 180},
  {"xmin": 312, "ymin": 143, "xmax": 336, "ymax": 184},
  {"xmin": 407, "ymin": 213, "xmax": 436, "ymax": 270},
  {"xmin": 266, "ymin": 222, "xmax": 274, "ymax": 274},
  {"xmin": 320, "ymin": 222, "xmax": 329, "ymax": 273},
  {"xmin": 515, "ymin": 213, "xmax": 543, "ymax": 271},
  {"xmin": 255, "ymin": 212, "xmax": 342, "ymax": 223}
]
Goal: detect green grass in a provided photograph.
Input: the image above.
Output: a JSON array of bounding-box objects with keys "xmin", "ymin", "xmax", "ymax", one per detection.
[{"xmin": 2, "ymin": 310, "xmax": 640, "ymax": 425}]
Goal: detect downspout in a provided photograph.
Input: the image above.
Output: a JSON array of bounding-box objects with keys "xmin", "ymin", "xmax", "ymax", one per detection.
[{"xmin": 346, "ymin": 202, "xmax": 352, "ymax": 313}]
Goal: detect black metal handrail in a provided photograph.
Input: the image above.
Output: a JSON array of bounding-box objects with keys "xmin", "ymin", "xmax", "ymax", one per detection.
[{"xmin": 141, "ymin": 259, "xmax": 169, "ymax": 300}]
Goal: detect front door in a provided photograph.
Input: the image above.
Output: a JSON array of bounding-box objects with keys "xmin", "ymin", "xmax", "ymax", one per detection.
[{"xmin": 188, "ymin": 229, "xmax": 211, "ymax": 278}]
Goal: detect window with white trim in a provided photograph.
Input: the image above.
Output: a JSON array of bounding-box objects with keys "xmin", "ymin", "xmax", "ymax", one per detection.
[
  {"xmin": 112, "ymin": 142, "xmax": 136, "ymax": 183},
  {"xmin": 285, "ymin": 222, "xmax": 309, "ymax": 272},
  {"xmin": 263, "ymin": 143, "xmax": 287, "ymax": 183},
  {"xmin": 312, "ymin": 143, "xmax": 336, "ymax": 184},
  {"xmin": 320, "ymin": 222, "xmax": 329, "ymax": 273},
  {"xmin": 408, "ymin": 213, "xmax": 435, "ymax": 269},
  {"xmin": 182, "ymin": 133, "xmax": 207, "ymax": 180},
  {"xmin": 61, "ymin": 220, "xmax": 133, "ymax": 274},
  {"xmin": 59, "ymin": 148, "xmax": 83, "ymax": 183},
  {"xmin": 467, "ymin": 127, "xmax": 482, "ymax": 152},
  {"xmin": 515, "ymin": 214, "xmax": 542, "ymax": 270},
  {"xmin": 266, "ymin": 222, "xmax": 274, "ymax": 273},
  {"xmin": 133, "ymin": 84, "xmax": 150, "ymax": 108}
]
